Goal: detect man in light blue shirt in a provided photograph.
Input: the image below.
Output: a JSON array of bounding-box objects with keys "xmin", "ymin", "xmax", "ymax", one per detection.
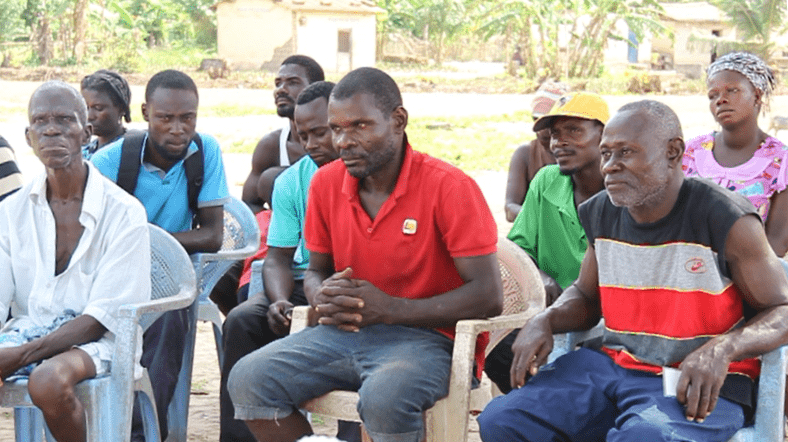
[{"xmin": 92, "ymin": 69, "xmax": 229, "ymax": 442}]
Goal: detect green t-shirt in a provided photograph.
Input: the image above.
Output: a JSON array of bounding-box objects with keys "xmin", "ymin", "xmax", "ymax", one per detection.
[{"xmin": 507, "ymin": 165, "xmax": 587, "ymax": 289}]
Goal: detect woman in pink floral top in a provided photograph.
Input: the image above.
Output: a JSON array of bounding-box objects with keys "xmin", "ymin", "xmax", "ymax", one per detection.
[{"xmin": 683, "ymin": 52, "xmax": 788, "ymax": 256}]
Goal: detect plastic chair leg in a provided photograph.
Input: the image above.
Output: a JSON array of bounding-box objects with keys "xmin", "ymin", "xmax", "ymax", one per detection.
[{"xmin": 14, "ymin": 407, "xmax": 44, "ymax": 442}]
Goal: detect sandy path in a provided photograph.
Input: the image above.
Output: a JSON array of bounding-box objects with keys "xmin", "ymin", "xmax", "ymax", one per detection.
[{"xmin": 2, "ymin": 79, "xmax": 788, "ymax": 440}]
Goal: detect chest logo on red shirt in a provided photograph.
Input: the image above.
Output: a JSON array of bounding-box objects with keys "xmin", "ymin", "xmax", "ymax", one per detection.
[
  {"xmin": 402, "ymin": 218, "xmax": 417, "ymax": 235},
  {"xmin": 684, "ymin": 257, "xmax": 707, "ymax": 274}
]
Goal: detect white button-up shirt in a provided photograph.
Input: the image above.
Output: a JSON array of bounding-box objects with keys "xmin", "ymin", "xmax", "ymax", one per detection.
[{"xmin": 0, "ymin": 161, "xmax": 150, "ymax": 374}]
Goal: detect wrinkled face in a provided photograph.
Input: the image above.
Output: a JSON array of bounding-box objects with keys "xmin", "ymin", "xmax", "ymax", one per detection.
[
  {"xmin": 328, "ymin": 93, "xmax": 398, "ymax": 180},
  {"xmin": 295, "ymin": 97, "xmax": 338, "ymax": 168},
  {"xmin": 599, "ymin": 110, "xmax": 671, "ymax": 210},
  {"xmin": 82, "ymin": 88, "xmax": 123, "ymax": 138},
  {"xmin": 26, "ymin": 88, "xmax": 91, "ymax": 170},
  {"xmin": 707, "ymin": 70, "xmax": 760, "ymax": 128},
  {"xmin": 549, "ymin": 117, "xmax": 602, "ymax": 176},
  {"xmin": 142, "ymin": 87, "xmax": 198, "ymax": 163},
  {"xmin": 274, "ymin": 64, "xmax": 310, "ymax": 119}
]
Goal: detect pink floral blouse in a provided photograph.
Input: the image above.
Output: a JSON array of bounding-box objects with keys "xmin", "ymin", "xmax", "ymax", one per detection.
[{"xmin": 682, "ymin": 133, "xmax": 788, "ymax": 220}]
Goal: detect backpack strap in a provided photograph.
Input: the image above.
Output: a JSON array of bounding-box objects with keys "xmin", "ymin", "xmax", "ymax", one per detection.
[
  {"xmin": 118, "ymin": 131, "xmax": 204, "ymax": 226},
  {"xmin": 183, "ymin": 134, "xmax": 204, "ymax": 226},
  {"xmin": 117, "ymin": 130, "xmax": 146, "ymax": 195}
]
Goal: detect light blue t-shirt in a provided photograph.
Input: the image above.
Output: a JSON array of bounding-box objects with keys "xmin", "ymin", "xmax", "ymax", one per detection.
[
  {"xmin": 91, "ymin": 132, "xmax": 230, "ymax": 233},
  {"xmin": 267, "ymin": 155, "xmax": 318, "ymax": 279}
]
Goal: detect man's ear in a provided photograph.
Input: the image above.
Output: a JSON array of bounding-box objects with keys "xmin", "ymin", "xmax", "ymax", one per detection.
[
  {"xmin": 24, "ymin": 127, "xmax": 31, "ymax": 148},
  {"xmin": 141, "ymin": 103, "xmax": 149, "ymax": 122},
  {"xmin": 667, "ymin": 137, "xmax": 685, "ymax": 167},
  {"xmin": 82, "ymin": 123, "xmax": 93, "ymax": 146},
  {"xmin": 391, "ymin": 106, "xmax": 408, "ymax": 133}
]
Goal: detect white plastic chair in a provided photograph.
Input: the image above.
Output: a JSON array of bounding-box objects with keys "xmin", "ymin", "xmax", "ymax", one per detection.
[
  {"xmin": 552, "ymin": 321, "xmax": 787, "ymax": 442},
  {"xmin": 0, "ymin": 223, "xmax": 198, "ymax": 442},
  {"xmin": 167, "ymin": 196, "xmax": 260, "ymax": 442},
  {"xmin": 289, "ymin": 237, "xmax": 546, "ymax": 442}
]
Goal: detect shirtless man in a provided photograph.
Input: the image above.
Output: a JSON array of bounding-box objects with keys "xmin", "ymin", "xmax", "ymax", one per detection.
[{"xmin": 242, "ymin": 55, "xmax": 325, "ymax": 212}]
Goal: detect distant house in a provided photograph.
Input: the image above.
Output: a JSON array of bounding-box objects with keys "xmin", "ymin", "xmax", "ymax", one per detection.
[
  {"xmin": 214, "ymin": 0, "xmax": 384, "ymax": 72},
  {"xmin": 654, "ymin": 2, "xmax": 735, "ymax": 78}
]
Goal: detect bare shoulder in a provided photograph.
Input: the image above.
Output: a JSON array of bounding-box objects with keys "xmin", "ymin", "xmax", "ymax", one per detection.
[
  {"xmin": 251, "ymin": 129, "xmax": 283, "ymax": 172},
  {"xmin": 510, "ymin": 141, "xmax": 534, "ymax": 163}
]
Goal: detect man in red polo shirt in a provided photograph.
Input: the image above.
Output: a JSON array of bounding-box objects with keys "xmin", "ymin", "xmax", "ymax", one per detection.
[{"xmin": 228, "ymin": 67, "xmax": 503, "ymax": 442}]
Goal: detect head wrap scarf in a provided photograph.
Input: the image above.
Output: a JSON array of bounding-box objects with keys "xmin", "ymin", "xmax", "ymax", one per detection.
[
  {"xmin": 80, "ymin": 70, "xmax": 132, "ymax": 123},
  {"xmin": 706, "ymin": 52, "xmax": 775, "ymax": 105}
]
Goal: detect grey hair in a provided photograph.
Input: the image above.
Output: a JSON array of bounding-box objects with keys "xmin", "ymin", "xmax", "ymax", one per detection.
[
  {"xmin": 618, "ymin": 100, "xmax": 683, "ymax": 144},
  {"xmin": 30, "ymin": 80, "xmax": 88, "ymax": 125}
]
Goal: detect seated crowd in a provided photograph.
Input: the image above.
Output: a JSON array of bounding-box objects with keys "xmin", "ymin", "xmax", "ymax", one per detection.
[{"xmin": 0, "ymin": 50, "xmax": 787, "ymax": 442}]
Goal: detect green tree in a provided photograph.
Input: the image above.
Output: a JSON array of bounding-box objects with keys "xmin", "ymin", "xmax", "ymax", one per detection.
[
  {"xmin": 381, "ymin": 0, "xmax": 470, "ymax": 64},
  {"xmin": 471, "ymin": 0, "xmax": 663, "ymax": 79},
  {"xmin": 711, "ymin": 0, "xmax": 787, "ymax": 62}
]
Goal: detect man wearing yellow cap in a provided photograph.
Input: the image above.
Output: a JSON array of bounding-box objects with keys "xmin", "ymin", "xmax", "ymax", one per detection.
[
  {"xmin": 503, "ymin": 82, "xmax": 567, "ymax": 222},
  {"xmin": 485, "ymin": 92, "xmax": 609, "ymax": 394}
]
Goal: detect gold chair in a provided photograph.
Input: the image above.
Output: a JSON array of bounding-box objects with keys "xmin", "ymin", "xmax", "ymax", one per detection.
[{"xmin": 290, "ymin": 237, "xmax": 545, "ymax": 442}]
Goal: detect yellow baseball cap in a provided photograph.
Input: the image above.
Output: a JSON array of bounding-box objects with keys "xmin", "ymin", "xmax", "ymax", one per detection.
[{"xmin": 532, "ymin": 92, "xmax": 610, "ymax": 132}]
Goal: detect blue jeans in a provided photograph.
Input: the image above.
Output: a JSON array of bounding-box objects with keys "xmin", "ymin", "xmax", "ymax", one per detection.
[
  {"xmin": 478, "ymin": 348, "xmax": 745, "ymax": 442},
  {"xmin": 228, "ymin": 323, "xmax": 454, "ymax": 442}
]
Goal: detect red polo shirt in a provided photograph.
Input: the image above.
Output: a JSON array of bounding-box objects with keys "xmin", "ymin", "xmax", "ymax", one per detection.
[{"xmin": 305, "ymin": 143, "xmax": 498, "ymax": 372}]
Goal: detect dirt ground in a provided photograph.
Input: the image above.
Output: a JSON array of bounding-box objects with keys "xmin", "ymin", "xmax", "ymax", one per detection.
[{"xmin": 1, "ymin": 79, "xmax": 788, "ymax": 440}]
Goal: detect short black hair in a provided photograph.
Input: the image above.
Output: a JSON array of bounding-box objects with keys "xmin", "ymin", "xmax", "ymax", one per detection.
[
  {"xmin": 296, "ymin": 81, "xmax": 335, "ymax": 105},
  {"xmin": 145, "ymin": 69, "xmax": 199, "ymax": 103},
  {"xmin": 331, "ymin": 67, "xmax": 402, "ymax": 116},
  {"xmin": 281, "ymin": 55, "xmax": 325, "ymax": 84},
  {"xmin": 81, "ymin": 69, "xmax": 132, "ymax": 123}
]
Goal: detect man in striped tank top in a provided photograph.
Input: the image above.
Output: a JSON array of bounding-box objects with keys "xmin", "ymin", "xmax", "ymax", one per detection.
[{"xmin": 478, "ymin": 100, "xmax": 788, "ymax": 441}]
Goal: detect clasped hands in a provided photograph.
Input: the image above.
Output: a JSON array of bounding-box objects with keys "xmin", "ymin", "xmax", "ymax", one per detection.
[
  {"xmin": 313, "ymin": 267, "xmax": 393, "ymax": 332},
  {"xmin": 509, "ymin": 314, "xmax": 732, "ymax": 423}
]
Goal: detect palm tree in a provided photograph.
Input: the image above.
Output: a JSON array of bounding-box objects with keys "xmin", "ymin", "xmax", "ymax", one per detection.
[{"xmin": 711, "ymin": 0, "xmax": 787, "ymax": 63}]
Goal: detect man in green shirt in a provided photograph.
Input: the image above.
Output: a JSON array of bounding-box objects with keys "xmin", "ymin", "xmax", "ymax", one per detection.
[{"xmin": 486, "ymin": 92, "xmax": 609, "ymax": 393}]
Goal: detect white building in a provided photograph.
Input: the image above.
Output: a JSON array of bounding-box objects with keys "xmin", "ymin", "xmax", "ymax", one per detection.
[{"xmin": 214, "ymin": 0, "xmax": 383, "ymax": 72}]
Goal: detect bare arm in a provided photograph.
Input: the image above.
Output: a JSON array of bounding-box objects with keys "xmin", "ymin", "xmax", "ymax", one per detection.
[
  {"xmin": 765, "ymin": 189, "xmax": 788, "ymax": 257},
  {"xmin": 505, "ymin": 143, "xmax": 532, "ymax": 223},
  {"xmin": 241, "ymin": 132, "xmax": 280, "ymax": 212},
  {"xmin": 677, "ymin": 215, "xmax": 788, "ymax": 421},
  {"xmin": 315, "ymin": 253, "xmax": 503, "ymax": 330},
  {"xmin": 509, "ymin": 244, "xmax": 601, "ymax": 388},
  {"xmin": 172, "ymin": 205, "xmax": 224, "ymax": 254},
  {"xmin": 262, "ymin": 246, "xmax": 297, "ymax": 303},
  {"xmin": 262, "ymin": 246, "xmax": 297, "ymax": 335},
  {"xmin": 0, "ymin": 315, "xmax": 106, "ymax": 380}
]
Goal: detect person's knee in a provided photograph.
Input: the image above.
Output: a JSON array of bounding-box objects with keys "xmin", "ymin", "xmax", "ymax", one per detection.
[
  {"xmin": 28, "ymin": 362, "xmax": 80, "ymax": 415},
  {"xmin": 227, "ymin": 353, "xmax": 275, "ymax": 407},
  {"xmin": 477, "ymin": 399, "xmax": 513, "ymax": 440}
]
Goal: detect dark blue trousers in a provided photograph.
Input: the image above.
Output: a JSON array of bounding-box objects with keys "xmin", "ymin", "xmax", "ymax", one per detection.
[
  {"xmin": 131, "ymin": 308, "xmax": 190, "ymax": 442},
  {"xmin": 478, "ymin": 348, "xmax": 745, "ymax": 442}
]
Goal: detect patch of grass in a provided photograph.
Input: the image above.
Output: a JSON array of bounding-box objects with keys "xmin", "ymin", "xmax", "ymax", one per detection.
[
  {"xmin": 222, "ymin": 139, "xmax": 259, "ymax": 154},
  {"xmin": 0, "ymin": 105, "xmax": 26, "ymax": 121},
  {"xmin": 141, "ymin": 45, "xmax": 215, "ymax": 73},
  {"xmin": 408, "ymin": 112, "xmax": 531, "ymax": 172},
  {"xmin": 201, "ymin": 103, "xmax": 275, "ymax": 118}
]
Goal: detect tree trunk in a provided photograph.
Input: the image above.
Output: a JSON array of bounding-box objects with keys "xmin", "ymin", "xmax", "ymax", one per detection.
[{"xmin": 72, "ymin": 0, "xmax": 88, "ymax": 62}]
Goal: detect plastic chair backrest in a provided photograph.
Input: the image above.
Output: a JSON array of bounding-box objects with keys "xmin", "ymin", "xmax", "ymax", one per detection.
[{"xmin": 1, "ymin": 223, "xmax": 197, "ymax": 442}]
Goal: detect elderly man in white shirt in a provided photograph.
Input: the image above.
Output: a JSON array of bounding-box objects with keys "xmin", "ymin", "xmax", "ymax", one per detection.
[{"xmin": 0, "ymin": 80, "xmax": 150, "ymax": 442}]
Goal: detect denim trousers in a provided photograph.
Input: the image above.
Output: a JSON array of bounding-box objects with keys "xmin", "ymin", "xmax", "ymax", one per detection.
[
  {"xmin": 228, "ymin": 323, "xmax": 454, "ymax": 442},
  {"xmin": 478, "ymin": 348, "xmax": 745, "ymax": 442}
]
